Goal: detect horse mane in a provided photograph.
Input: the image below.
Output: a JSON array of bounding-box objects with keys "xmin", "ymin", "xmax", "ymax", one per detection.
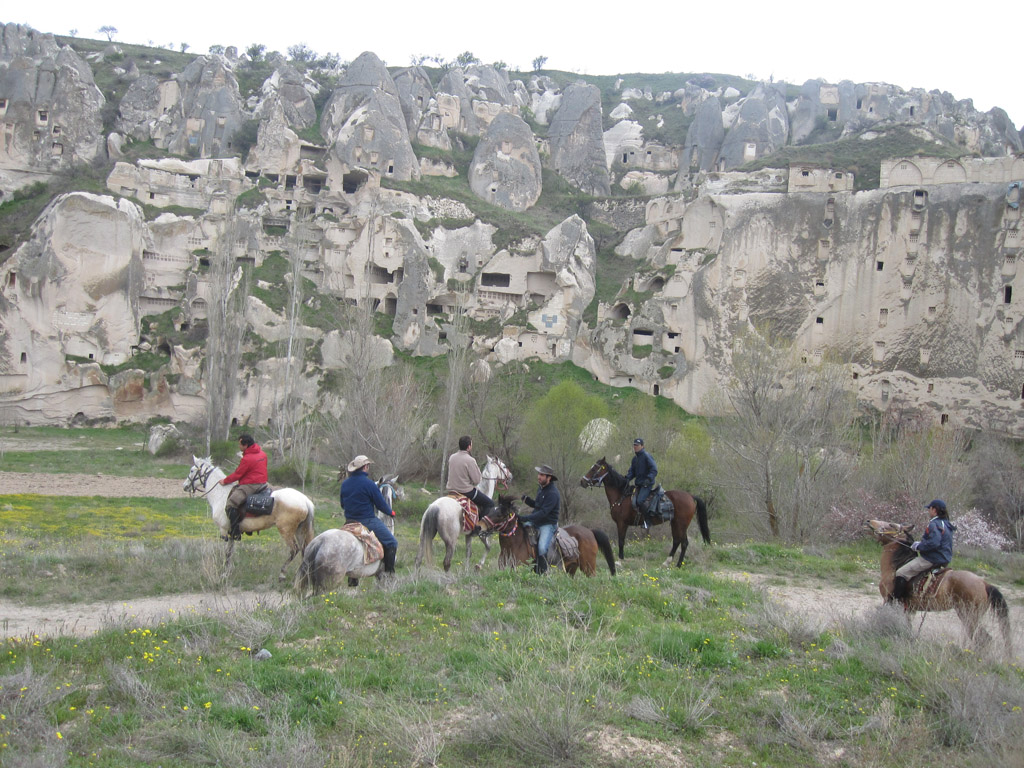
[
  {"xmin": 889, "ymin": 531, "xmax": 917, "ymax": 570},
  {"xmin": 603, "ymin": 462, "xmax": 629, "ymax": 493}
]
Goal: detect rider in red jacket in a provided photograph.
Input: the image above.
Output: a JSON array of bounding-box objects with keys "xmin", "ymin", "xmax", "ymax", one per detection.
[{"xmin": 220, "ymin": 435, "xmax": 269, "ymax": 540}]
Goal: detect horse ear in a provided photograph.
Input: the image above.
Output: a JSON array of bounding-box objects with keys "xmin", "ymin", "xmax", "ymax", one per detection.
[{"xmin": 903, "ymin": 523, "xmax": 915, "ymax": 533}]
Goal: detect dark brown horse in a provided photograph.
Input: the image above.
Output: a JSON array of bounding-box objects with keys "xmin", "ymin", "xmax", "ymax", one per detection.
[
  {"xmin": 865, "ymin": 519, "xmax": 1012, "ymax": 656},
  {"xmin": 580, "ymin": 457, "xmax": 710, "ymax": 567},
  {"xmin": 485, "ymin": 499, "xmax": 616, "ymax": 577}
]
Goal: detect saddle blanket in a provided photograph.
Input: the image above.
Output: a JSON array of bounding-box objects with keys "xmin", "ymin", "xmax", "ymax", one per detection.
[
  {"xmin": 555, "ymin": 528, "xmax": 580, "ymax": 563},
  {"xmin": 913, "ymin": 567, "xmax": 949, "ymax": 600},
  {"xmin": 244, "ymin": 486, "xmax": 274, "ymax": 516},
  {"xmin": 447, "ymin": 493, "xmax": 479, "ymax": 533},
  {"xmin": 341, "ymin": 522, "xmax": 384, "ymax": 565}
]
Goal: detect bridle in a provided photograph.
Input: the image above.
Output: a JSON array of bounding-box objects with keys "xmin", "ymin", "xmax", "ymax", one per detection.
[
  {"xmin": 580, "ymin": 462, "xmax": 609, "ymax": 489},
  {"xmin": 481, "ymin": 510, "xmax": 519, "ymax": 537},
  {"xmin": 483, "ymin": 458, "xmax": 512, "ymax": 491},
  {"xmin": 185, "ymin": 461, "xmax": 218, "ymax": 498}
]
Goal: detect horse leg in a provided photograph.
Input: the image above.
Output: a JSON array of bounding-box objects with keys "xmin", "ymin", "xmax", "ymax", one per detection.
[
  {"xmin": 674, "ymin": 534, "xmax": 690, "ymax": 568},
  {"xmin": 279, "ymin": 531, "xmax": 301, "ymax": 582},
  {"xmin": 615, "ymin": 518, "xmax": 627, "ymax": 560},
  {"xmin": 473, "ymin": 532, "xmax": 492, "ymax": 570},
  {"xmin": 443, "ymin": 530, "xmax": 455, "ymax": 572},
  {"xmin": 223, "ymin": 539, "xmax": 235, "ymax": 579}
]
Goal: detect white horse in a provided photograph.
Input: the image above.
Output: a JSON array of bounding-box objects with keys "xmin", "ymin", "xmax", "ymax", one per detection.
[
  {"xmin": 415, "ymin": 455, "xmax": 512, "ymax": 571},
  {"xmin": 183, "ymin": 455, "xmax": 316, "ymax": 580},
  {"xmin": 376, "ymin": 475, "xmax": 405, "ymax": 534},
  {"xmin": 294, "ymin": 528, "xmax": 383, "ymax": 596}
]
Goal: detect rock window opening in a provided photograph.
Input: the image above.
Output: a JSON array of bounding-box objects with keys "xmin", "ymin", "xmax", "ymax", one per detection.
[
  {"xmin": 285, "ymin": 175, "xmax": 296, "ymax": 189},
  {"xmin": 610, "ymin": 303, "xmax": 630, "ymax": 320},
  {"xmin": 1005, "ymin": 286, "xmax": 1013, "ymax": 303},
  {"xmin": 940, "ymin": 413, "xmax": 949, "ymax": 424},
  {"xmin": 801, "ymin": 169, "xmax": 810, "ymax": 177},
  {"xmin": 653, "ymin": 384, "xmax": 660, "ymax": 396},
  {"xmin": 481, "ymin": 273, "xmax": 511, "ymax": 288},
  {"xmin": 910, "ymin": 106, "xmax": 915, "ymax": 117},
  {"xmin": 342, "ymin": 170, "xmax": 368, "ymax": 193},
  {"xmin": 816, "ymin": 317, "xmax": 824, "ymax": 325},
  {"xmin": 856, "ymin": 98, "xmax": 863, "ymax": 109},
  {"xmin": 827, "ymin": 108, "xmax": 837, "ymax": 121},
  {"xmin": 876, "ymin": 261, "xmax": 884, "ymax": 271},
  {"xmin": 387, "ymin": 164, "xmax": 394, "ymax": 175},
  {"xmin": 37, "ymin": 110, "xmax": 48, "ymax": 123},
  {"xmin": 20, "ymin": 352, "xmax": 26, "ymax": 363},
  {"xmin": 928, "ymin": 383, "xmax": 934, "ymax": 393},
  {"xmin": 426, "ymin": 303, "xmax": 444, "ymax": 315},
  {"xmin": 879, "ymin": 308, "xmax": 888, "ymax": 326},
  {"xmin": 384, "ymin": 297, "xmax": 397, "ymax": 315},
  {"xmin": 7, "ymin": 272, "xmax": 15, "ymax": 287},
  {"xmin": 928, "ymin": 306, "xmax": 936, "ymax": 316}
]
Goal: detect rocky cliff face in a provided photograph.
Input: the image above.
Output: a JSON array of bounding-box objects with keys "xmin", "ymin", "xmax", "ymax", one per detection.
[
  {"xmin": 0, "ymin": 23, "xmax": 104, "ymax": 184},
  {"xmin": 2, "ymin": 29, "xmax": 1024, "ymax": 435}
]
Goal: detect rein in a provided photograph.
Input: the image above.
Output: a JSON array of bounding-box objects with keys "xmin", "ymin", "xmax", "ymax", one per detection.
[
  {"xmin": 482, "ymin": 512, "xmax": 520, "ymax": 537},
  {"xmin": 581, "ymin": 463, "xmax": 609, "ymax": 488},
  {"xmin": 483, "ymin": 460, "xmax": 511, "ymax": 491},
  {"xmin": 186, "ymin": 462, "xmax": 219, "ymax": 499}
]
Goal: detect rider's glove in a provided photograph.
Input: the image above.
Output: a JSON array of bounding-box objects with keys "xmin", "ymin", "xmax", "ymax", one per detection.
[
  {"xmin": 910, "ymin": 542, "xmax": 919, "ymax": 551},
  {"xmin": 521, "ymin": 495, "xmax": 533, "ymax": 505}
]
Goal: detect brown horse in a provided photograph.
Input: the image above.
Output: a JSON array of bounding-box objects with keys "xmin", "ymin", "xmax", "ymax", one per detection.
[
  {"xmin": 486, "ymin": 500, "xmax": 616, "ymax": 577},
  {"xmin": 580, "ymin": 457, "xmax": 709, "ymax": 567},
  {"xmin": 865, "ymin": 519, "xmax": 1012, "ymax": 656}
]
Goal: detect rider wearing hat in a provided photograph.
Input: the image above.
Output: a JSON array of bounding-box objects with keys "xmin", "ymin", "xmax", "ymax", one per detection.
[
  {"xmin": 624, "ymin": 438, "xmax": 658, "ymax": 515},
  {"xmin": 519, "ymin": 464, "xmax": 561, "ymax": 575},
  {"xmin": 891, "ymin": 499, "xmax": 956, "ymax": 603},
  {"xmin": 340, "ymin": 455, "xmax": 398, "ymax": 578}
]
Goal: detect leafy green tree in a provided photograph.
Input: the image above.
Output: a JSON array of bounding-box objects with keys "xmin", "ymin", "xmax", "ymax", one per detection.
[
  {"xmin": 97, "ymin": 25, "xmax": 118, "ymax": 41},
  {"xmin": 246, "ymin": 43, "xmax": 266, "ymax": 62},
  {"xmin": 454, "ymin": 51, "xmax": 480, "ymax": 69},
  {"xmin": 288, "ymin": 43, "xmax": 316, "ymax": 67},
  {"xmin": 519, "ymin": 380, "xmax": 609, "ymax": 521},
  {"xmin": 208, "ymin": 44, "xmax": 225, "ymax": 55},
  {"xmin": 532, "ymin": 55, "xmax": 548, "ymax": 72}
]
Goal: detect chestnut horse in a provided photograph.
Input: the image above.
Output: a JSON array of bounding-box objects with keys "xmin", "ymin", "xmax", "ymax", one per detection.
[
  {"xmin": 487, "ymin": 499, "xmax": 616, "ymax": 577},
  {"xmin": 580, "ymin": 457, "xmax": 709, "ymax": 567},
  {"xmin": 865, "ymin": 519, "xmax": 1012, "ymax": 656}
]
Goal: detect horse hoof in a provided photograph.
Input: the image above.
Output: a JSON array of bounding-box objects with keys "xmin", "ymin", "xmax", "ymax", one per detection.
[{"xmin": 474, "ymin": 564, "xmax": 482, "ymax": 571}]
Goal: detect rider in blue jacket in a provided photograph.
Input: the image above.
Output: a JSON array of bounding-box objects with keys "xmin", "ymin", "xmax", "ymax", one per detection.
[
  {"xmin": 892, "ymin": 499, "xmax": 956, "ymax": 602},
  {"xmin": 340, "ymin": 455, "xmax": 397, "ymax": 579},
  {"xmin": 624, "ymin": 438, "xmax": 658, "ymax": 514}
]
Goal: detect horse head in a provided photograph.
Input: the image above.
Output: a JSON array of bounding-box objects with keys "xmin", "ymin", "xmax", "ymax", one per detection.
[
  {"xmin": 482, "ymin": 494, "xmax": 519, "ymax": 534},
  {"xmin": 484, "ymin": 456, "xmax": 513, "ymax": 489},
  {"xmin": 864, "ymin": 519, "xmax": 914, "ymax": 545},
  {"xmin": 183, "ymin": 456, "xmax": 216, "ymax": 495},
  {"xmin": 580, "ymin": 457, "xmax": 610, "ymax": 488}
]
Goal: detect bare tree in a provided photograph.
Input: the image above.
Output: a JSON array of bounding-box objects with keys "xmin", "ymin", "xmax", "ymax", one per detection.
[
  {"xmin": 204, "ymin": 216, "xmax": 251, "ymax": 450},
  {"xmin": 706, "ymin": 331, "xmax": 858, "ymax": 541},
  {"xmin": 97, "ymin": 26, "xmax": 118, "ymax": 41},
  {"xmin": 438, "ymin": 287, "xmax": 472, "ymax": 486},
  {"xmin": 969, "ymin": 434, "xmax": 1024, "ymax": 546},
  {"xmin": 464, "ymin": 360, "xmax": 529, "ymax": 468}
]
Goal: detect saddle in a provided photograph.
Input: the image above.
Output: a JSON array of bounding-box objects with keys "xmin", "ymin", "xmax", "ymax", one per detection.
[
  {"xmin": 524, "ymin": 527, "xmax": 579, "ymax": 569},
  {"xmin": 909, "ymin": 566, "xmax": 949, "ymax": 600},
  {"xmin": 341, "ymin": 522, "xmax": 384, "ymax": 565},
  {"xmin": 633, "ymin": 486, "xmax": 674, "ymax": 524},
  {"xmin": 243, "ymin": 485, "xmax": 274, "ymax": 516},
  {"xmin": 447, "ymin": 492, "xmax": 479, "ymax": 533}
]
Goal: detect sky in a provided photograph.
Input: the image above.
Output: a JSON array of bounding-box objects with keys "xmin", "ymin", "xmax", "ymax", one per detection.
[{"xmin": 8, "ymin": 2, "xmax": 1022, "ymax": 127}]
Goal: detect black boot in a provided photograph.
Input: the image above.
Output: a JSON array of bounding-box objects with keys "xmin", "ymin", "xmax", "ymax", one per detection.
[
  {"xmin": 382, "ymin": 545, "xmax": 397, "ymax": 575},
  {"xmin": 891, "ymin": 576, "xmax": 909, "ymax": 603},
  {"xmin": 534, "ymin": 554, "xmax": 548, "ymax": 575},
  {"xmin": 226, "ymin": 506, "xmax": 242, "ymax": 540}
]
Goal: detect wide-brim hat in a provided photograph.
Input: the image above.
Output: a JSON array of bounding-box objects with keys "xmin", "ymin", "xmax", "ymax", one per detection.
[
  {"xmin": 535, "ymin": 464, "xmax": 558, "ymax": 481},
  {"xmin": 347, "ymin": 455, "xmax": 372, "ymax": 473}
]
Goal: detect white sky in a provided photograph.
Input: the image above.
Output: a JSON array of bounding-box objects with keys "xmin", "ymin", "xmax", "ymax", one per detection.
[{"xmin": 8, "ymin": 2, "xmax": 1022, "ymax": 127}]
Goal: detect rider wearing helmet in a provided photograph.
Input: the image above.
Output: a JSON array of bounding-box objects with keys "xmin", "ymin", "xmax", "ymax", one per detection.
[
  {"xmin": 220, "ymin": 434, "xmax": 269, "ymax": 540},
  {"xmin": 624, "ymin": 438, "xmax": 657, "ymax": 516}
]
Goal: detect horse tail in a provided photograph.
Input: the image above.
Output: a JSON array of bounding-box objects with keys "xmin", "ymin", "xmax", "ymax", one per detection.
[
  {"xmin": 987, "ymin": 584, "xmax": 1010, "ymax": 622},
  {"xmin": 294, "ymin": 535, "xmax": 323, "ymax": 596},
  {"xmin": 417, "ymin": 502, "xmax": 441, "ymax": 567},
  {"xmin": 591, "ymin": 528, "xmax": 616, "ymax": 576},
  {"xmin": 693, "ymin": 496, "xmax": 711, "ymax": 544},
  {"xmin": 297, "ymin": 498, "xmax": 316, "ymax": 553}
]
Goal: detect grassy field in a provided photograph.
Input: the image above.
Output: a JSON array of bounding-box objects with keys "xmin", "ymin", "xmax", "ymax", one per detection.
[{"xmin": 1, "ymin": 428, "xmax": 1022, "ymax": 767}]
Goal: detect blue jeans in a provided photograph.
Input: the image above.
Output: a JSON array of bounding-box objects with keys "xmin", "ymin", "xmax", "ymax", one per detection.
[
  {"xmin": 535, "ymin": 523, "xmax": 556, "ymax": 559},
  {"xmin": 635, "ymin": 485, "xmax": 652, "ymax": 510}
]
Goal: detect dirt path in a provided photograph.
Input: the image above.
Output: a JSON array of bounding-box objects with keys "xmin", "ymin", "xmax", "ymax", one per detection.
[
  {"xmin": 0, "ymin": 590, "xmax": 295, "ymax": 640},
  {"xmin": 0, "ymin": 471, "xmax": 186, "ymax": 497}
]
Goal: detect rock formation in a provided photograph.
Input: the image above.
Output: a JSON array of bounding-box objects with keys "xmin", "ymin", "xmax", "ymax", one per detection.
[
  {"xmin": 468, "ymin": 112, "xmax": 542, "ymax": 211},
  {"xmin": 547, "ymin": 83, "xmax": 610, "ymax": 195}
]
